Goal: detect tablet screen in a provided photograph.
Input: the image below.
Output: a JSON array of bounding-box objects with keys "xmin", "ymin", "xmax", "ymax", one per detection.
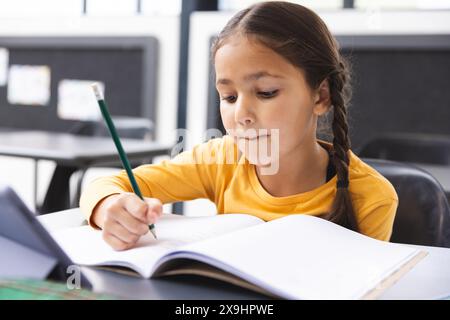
[{"xmin": 0, "ymin": 185, "xmax": 91, "ymax": 289}]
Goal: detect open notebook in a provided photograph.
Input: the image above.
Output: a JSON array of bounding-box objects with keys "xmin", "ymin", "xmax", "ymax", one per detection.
[{"xmin": 50, "ymin": 213, "xmax": 427, "ymax": 300}]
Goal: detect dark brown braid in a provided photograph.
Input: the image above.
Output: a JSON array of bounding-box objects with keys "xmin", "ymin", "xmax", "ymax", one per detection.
[
  {"xmin": 323, "ymin": 60, "xmax": 358, "ymax": 231},
  {"xmin": 212, "ymin": 1, "xmax": 358, "ymax": 231}
]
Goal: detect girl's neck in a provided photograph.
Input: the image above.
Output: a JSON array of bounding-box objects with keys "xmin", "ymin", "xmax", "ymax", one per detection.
[{"xmin": 255, "ymin": 138, "xmax": 330, "ymax": 197}]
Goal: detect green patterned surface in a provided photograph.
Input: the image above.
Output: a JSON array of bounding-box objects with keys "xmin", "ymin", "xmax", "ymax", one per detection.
[{"xmin": 0, "ymin": 279, "xmax": 118, "ymax": 300}]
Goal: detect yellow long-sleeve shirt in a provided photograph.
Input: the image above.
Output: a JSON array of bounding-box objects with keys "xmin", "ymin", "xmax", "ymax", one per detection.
[{"xmin": 80, "ymin": 136, "xmax": 398, "ymax": 241}]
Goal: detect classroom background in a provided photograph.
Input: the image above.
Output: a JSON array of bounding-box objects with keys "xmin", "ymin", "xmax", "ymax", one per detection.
[{"xmin": 0, "ymin": 0, "xmax": 449, "ymax": 232}]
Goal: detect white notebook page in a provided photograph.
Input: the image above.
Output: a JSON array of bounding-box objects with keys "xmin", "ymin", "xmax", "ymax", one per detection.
[
  {"xmin": 51, "ymin": 213, "xmax": 263, "ymax": 278},
  {"xmin": 167, "ymin": 214, "xmax": 422, "ymax": 299}
]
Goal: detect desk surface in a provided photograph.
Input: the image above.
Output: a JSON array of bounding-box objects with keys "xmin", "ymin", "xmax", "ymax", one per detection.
[
  {"xmin": 38, "ymin": 209, "xmax": 450, "ymax": 300},
  {"xmin": 0, "ymin": 130, "xmax": 173, "ymax": 166}
]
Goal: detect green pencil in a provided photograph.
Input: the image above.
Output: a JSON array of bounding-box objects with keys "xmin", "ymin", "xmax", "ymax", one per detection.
[{"xmin": 92, "ymin": 83, "xmax": 157, "ymax": 239}]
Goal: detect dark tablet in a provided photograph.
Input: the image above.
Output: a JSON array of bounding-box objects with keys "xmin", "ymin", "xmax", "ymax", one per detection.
[{"xmin": 0, "ymin": 185, "xmax": 91, "ymax": 289}]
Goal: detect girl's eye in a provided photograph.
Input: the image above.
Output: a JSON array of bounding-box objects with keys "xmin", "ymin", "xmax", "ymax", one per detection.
[
  {"xmin": 257, "ymin": 90, "xmax": 279, "ymax": 99},
  {"xmin": 221, "ymin": 95, "xmax": 237, "ymax": 103}
]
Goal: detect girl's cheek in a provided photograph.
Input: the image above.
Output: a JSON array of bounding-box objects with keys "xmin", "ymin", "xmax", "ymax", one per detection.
[{"xmin": 220, "ymin": 108, "xmax": 235, "ymax": 130}]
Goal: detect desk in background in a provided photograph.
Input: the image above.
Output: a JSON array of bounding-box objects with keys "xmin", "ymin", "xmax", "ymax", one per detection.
[
  {"xmin": 0, "ymin": 130, "xmax": 173, "ymax": 214},
  {"xmin": 38, "ymin": 208, "xmax": 450, "ymax": 300}
]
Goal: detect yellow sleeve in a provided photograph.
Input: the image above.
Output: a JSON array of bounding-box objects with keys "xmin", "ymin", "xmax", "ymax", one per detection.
[
  {"xmin": 79, "ymin": 138, "xmax": 232, "ymax": 226},
  {"xmin": 357, "ymin": 198, "xmax": 398, "ymax": 241}
]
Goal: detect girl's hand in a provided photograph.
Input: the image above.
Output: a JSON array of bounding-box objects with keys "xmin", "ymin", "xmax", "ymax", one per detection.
[{"xmin": 91, "ymin": 193, "xmax": 163, "ymax": 251}]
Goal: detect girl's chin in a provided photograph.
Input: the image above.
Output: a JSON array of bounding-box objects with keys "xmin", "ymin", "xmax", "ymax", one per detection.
[{"xmin": 243, "ymin": 153, "xmax": 273, "ymax": 166}]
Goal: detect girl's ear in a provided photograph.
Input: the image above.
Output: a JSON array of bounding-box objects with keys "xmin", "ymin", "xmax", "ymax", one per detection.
[{"xmin": 313, "ymin": 79, "xmax": 332, "ymax": 116}]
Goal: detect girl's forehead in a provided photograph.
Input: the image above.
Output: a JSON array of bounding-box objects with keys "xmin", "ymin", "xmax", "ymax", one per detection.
[
  {"xmin": 216, "ymin": 35, "xmax": 276, "ymax": 59},
  {"xmin": 215, "ymin": 36, "xmax": 302, "ymax": 80}
]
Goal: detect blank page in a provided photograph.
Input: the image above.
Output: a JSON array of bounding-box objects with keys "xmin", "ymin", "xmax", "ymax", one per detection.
[{"xmin": 167, "ymin": 214, "xmax": 423, "ymax": 299}]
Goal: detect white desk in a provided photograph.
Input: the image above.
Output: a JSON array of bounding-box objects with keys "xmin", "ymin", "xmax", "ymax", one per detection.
[{"xmin": 38, "ymin": 209, "xmax": 450, "ymax": 300}]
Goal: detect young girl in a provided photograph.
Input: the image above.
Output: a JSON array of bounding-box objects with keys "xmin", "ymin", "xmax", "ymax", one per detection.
[{"xmin": 80, "ymin": 1, "xmax": 398, "ymax": 251}]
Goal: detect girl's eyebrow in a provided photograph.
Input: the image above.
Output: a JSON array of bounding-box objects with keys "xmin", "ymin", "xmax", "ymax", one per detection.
[{"xmin": 216, "ymin": 71, "xmax": 284, "ymax": 86}]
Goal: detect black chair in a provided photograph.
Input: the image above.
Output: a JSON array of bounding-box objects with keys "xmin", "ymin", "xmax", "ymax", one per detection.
[
  {"xmin": 359, "ymin": 133, "xmax": 450, "ymax": 165},
  {"xmin": 359, "ymin": 132, "xmax": 450, "ymax": 210},
  {"xmin": 363, "ymin": 158, "xmax": 450, "ymax": 248}
]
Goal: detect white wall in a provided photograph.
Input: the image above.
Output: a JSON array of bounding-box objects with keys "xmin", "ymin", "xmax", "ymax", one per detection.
[{"xmin": 0, "ymin": 0, "xmax": 182, "ymax": 17}]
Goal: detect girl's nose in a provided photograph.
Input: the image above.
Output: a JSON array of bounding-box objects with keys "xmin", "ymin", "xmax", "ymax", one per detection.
[
  {"xmin": 236, "ymin": 113, "xmax": 255, "ymax": 126},
  {"xmin": 235, "ymin": 99, "xmax": 255, "ymax": 126},
  {"xmin": 242, "ymin": 117, "xmax": 254, "ymax": 126}
]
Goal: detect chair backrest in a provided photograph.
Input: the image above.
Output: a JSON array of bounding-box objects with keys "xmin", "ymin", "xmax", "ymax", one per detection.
[
  {"xmin": 363, "ymin": 158, "xmax": 450, "ymax": 248},
  {"xmin": 359, "ymin": 133, "xmax": 450, "ymax": 165}
]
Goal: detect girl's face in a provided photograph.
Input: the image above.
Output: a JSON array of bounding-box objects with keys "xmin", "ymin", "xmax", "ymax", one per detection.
[{"xmin": 215, "ymin": 35, "xmax": 329, "ymax": 168}]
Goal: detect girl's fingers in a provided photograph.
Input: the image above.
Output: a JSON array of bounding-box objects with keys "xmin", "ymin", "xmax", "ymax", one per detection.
[
  {"xmin": 103, "ymin": 193, "xmax": 162, "ymax": 234},
  {"xmin": 102, "ymin": 230, "xmax": 132, "ymax": 251},
  {"xmin": 144, "ymin": 198, "xmax": 163, "ymax": 223},
  {"xmin": 99, "ymin": 193, "xmax": 165, "ymax": 250},
  {"xmin": 119, "ymin": 193, "xmax": 149, "ymax": 223},
  {"xmin": 113, "ymin": 208, "xmax": 149, "ymax": 236},
  {"xmin": 103, "ymin": 218, "xmax": 140, "ymax": 245}
]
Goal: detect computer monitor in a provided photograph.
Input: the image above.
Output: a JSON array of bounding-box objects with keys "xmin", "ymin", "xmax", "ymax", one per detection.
[
  {"xmin": 0, "ymin": 36, "xmax": 158, "ymax": 135},
  {"xmin": 336, "ymin": 34, "xmax": 450, "ymax": 152}
]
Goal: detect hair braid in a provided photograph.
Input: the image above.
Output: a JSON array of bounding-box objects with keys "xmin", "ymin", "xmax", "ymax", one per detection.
[{"xmin": 324, "ymin": 60, "xmax": 359, "ymax": 231}]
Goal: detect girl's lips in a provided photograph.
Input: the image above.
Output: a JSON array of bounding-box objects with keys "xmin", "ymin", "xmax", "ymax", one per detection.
[{"xmin": 239, "ymin": 135, "xmax": 270, "ymax": 141}]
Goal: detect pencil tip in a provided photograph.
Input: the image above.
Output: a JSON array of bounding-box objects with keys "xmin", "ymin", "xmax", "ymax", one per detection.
[{"xmin": 150, "ymin": 228, "xmax": 158, "ymax": 240}]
